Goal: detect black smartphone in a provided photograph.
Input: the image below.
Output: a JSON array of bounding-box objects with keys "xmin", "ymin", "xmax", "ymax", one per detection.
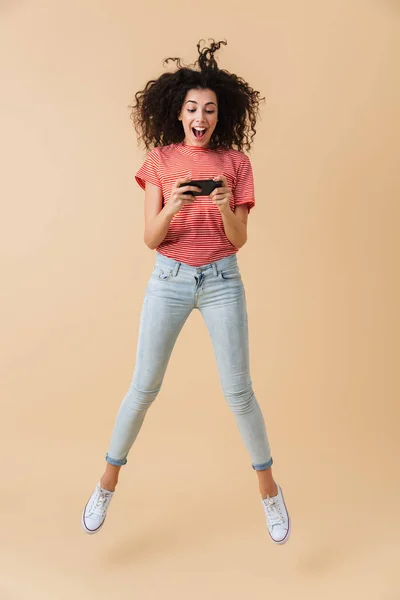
[{"xmin": 179, "ymin": 179, "xmax": 223, "ymax": 196}]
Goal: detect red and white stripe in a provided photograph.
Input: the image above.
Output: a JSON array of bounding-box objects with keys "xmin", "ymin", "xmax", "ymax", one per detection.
[{"xmin": 135, "ymin": 142, "xmax": 255, "ymax": 267}]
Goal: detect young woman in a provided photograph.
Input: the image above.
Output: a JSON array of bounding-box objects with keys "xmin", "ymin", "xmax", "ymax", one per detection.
[{"xmin": 81, "ymin": 39, "xmax": 291, "ymax": 544}]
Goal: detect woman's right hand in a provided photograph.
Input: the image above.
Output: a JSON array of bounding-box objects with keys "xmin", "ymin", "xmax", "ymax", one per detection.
[{"xmin": 165, "ymin": 177, "xmax": 201, "ymax": 217}]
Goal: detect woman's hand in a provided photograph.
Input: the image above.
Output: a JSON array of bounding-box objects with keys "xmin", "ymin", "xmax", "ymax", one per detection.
[
  {"xmin": 209, "ymin": 175, "xmax": 232, "ymax": 214},
  {"xmin": 165, "ymin": 177, "xmax": 201, "ymax": 217}
]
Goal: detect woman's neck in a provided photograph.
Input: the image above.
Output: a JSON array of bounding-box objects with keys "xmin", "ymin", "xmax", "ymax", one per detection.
[{"xmin": 180, "ymin": 140, "xmax": 212, "ymax": 151}]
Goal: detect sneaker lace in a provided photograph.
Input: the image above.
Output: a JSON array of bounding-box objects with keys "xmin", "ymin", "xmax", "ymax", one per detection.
[
  {"xmin": 264, "ymin": 497, "xmax": 284, "ymax": 526},
  {"xmin": 90, "ymin": 489, "xmax": 112, "ymax": 517}
]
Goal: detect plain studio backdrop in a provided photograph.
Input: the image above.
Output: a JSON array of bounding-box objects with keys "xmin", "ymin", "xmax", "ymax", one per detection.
[{"xmin": 0, "ymin": 1, "xmax": 399, "ymax": 599}]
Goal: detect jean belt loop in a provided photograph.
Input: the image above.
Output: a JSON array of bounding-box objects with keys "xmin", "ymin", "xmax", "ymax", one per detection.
[
  {"xmin": 173, "ymin": 262, "xmax": 181, "ymax": 277},
  {"xmin": 212, "ymin": 262, "xmax": 218, "ymax": 277}
]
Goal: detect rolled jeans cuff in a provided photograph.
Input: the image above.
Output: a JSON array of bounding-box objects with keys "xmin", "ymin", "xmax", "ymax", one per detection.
[
  {"xmin": 251, "ymin": 457, "xmax": 273, "ymax": 471},
  {"xmin": 105, "ymin": 453, "xmax": 127, "ymax": 466}
]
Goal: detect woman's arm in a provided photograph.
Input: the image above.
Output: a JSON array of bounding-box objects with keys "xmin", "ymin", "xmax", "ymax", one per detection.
[
  {"xmin": 143, "ymin": 183, "xmax": 172, "ymax": 249},
  {"xmin": 209, "ymin": 175, "xmax": 249, "ymax": 248},
  {"xmin": 143, "ymin": 179, "xmax": 200, "ymax": 249},
  {"xmin": 220, "ymin": 204, "xmax": 248, "ymax": 248}
]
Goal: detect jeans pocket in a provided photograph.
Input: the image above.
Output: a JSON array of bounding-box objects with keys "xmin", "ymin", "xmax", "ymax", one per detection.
[
  {"xmin": 153, "ymin": 264, "xmax": 174, "ymax": 280},
  {"xmin": 220, "ymin": 266, "xmax": 241, "ymax": 280}
]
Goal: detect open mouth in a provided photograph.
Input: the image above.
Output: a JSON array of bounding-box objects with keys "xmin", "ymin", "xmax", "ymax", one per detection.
[{"xmin": 192, "ymin": 127, "xmax": 207, "ymax": 140}]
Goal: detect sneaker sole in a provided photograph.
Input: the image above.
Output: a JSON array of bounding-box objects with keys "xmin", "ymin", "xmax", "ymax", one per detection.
[
  {"xmin": 81, "ymin": 498, "xmax": 106, "ymax": 535},
  {"xmin": 268, "ymin": 485, "xmax": 291, "ymax": 545},
  {"xmin": 269, "ymin": 515, "xmax": 291, "ymax": 545}
]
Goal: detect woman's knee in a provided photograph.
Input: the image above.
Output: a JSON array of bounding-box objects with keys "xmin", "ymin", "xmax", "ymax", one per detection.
[
  {"xmin": 124, "ymin": 381, "xmax": 161, "ymax": 411},
  {"xmin": 223, "ymin": 385, "xmax": 255, "ymax": 415}
]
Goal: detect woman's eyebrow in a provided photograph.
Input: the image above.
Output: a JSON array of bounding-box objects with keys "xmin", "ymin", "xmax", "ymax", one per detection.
[{"xmin": 185, "ymin": 100, "xmax": 217, "ymax": 106}]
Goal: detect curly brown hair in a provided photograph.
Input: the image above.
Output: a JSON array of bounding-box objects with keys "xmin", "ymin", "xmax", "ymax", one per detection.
[{"xmin": 130, "ymin": 39, "xmax": 265, "ymax": 152}]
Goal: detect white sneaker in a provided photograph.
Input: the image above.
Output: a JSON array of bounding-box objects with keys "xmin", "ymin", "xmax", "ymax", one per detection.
[
  {"xmin": 261, "ymin": 484, "xmax": 291, "ymax": 544},
  {"xmin": 81, "ymin": 482, "xmax": 114, "ymax": 534}
]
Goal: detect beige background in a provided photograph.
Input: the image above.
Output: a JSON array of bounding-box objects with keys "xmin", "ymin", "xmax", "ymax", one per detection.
[{"xmin": 1, "ymin": 1, "xmax": 399, "ymax": 598}]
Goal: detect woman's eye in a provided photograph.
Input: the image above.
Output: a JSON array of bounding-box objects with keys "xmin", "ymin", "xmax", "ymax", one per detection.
[{"xmin": 187, "ymin": 109, "xmax": 216, "ymax": 114}]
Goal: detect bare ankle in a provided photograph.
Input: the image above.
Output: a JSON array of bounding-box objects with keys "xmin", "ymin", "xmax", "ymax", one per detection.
[
  {"xmin": 100, "ymin": 478, "xmax": 117, "ymax": 492},
  {"xmin": 100, "ymin": 462, "xmax": 122, "ymax": 492},
  {"xmin": 260, "ymin": 481, "xmax": 278, "ymax": 499}
]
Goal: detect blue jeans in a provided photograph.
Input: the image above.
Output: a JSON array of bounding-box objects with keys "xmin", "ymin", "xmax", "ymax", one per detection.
[{"xmin": 105, "ymin": 252, "xmax": 273, "ymax": 471}]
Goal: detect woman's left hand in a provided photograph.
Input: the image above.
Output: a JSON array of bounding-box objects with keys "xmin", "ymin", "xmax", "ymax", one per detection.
[{"xmin": 209, "ymin": 175, "xmax": 232, "ymax": 213}]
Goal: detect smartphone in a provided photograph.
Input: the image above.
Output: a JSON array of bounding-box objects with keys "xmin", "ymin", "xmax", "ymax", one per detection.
[{"xmin": 179, "ymin": 179, "xmax": 223, "ymax": 196}]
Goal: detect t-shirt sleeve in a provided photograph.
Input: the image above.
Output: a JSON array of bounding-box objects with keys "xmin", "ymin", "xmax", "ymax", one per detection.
[
  {"xmin": 233, "ymin": 154, "xmax": 255, "ymax": 213},
  {"xmin": 135, "ymin": 148, "xmax": 162, "ymax": 190}
]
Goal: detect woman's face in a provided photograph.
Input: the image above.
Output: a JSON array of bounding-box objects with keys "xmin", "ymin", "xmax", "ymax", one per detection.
[{"xmin": 178, "ymin": 88, "xmax": 218, "ymax": 147}]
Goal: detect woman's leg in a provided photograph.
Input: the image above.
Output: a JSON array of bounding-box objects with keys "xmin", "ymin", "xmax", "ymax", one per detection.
[
  {"xmin": 100, "ymin": 463, "xmax": 121, "ymax": 492},
  {"xmin": 199, "ymin": 265, "xmax": 277, "ymax": 498},
  {"xmin": 100, "ymin": 266, "xmax": 192, "ymax": 490}
]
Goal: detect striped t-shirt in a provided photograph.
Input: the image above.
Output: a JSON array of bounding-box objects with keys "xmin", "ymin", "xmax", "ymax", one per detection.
[{"xmin": 135, "ymin": 141, "xmax": 255, "ymax": 267}]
